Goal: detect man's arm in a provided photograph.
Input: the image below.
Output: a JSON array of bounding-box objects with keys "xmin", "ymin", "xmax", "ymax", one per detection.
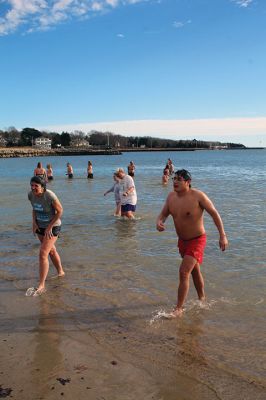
[
  {"xmin": 45, "ymin": 199, "xmax": 63, "ymax": 238},
  {"xmin": 199, "ymin": 192, "xmax": 228, "ymax": 251},
  {"xmin": 123, "ymin": 177, "xmax": 135, "ymax": 197},
  {"xmin": 156, "ymin": 197, "xmax": 170, "ymax": 232},
  {"xmin": 123, "ymin": 185, "xmax": 135, "ymax": 196}
]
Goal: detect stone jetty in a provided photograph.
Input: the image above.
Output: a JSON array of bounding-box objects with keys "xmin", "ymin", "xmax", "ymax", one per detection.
[{"xmin": 0, "ymin": 147, "xmax": 122, "ymax": 158}]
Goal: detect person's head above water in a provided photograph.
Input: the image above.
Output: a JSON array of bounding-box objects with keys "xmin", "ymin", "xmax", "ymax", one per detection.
[
  {"xmin": 30, "ymin": 176, "xmax": 46, "ymax": 191},
  {"xmin": 173, "ymin": 169, "xmax": 192, "ymax": 188},
  {"xmin": 174, "ymin": 169, "xmax": 191, "ymax": 181}
]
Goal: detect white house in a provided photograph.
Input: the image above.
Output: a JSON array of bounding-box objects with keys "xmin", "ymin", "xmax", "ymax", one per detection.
[{"xmin": 34, "ymin": 137, "xmax": 52, "ymax": 149}]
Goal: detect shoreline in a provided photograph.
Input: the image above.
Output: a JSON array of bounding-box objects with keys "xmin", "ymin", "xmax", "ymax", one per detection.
[{"xmin": 0, "ymin": 146, "xmax": 263, "ymax": 158}]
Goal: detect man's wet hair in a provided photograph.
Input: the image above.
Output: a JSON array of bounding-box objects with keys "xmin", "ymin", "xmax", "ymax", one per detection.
[
  {"xmin": 30, "ymin": 176, "xmax": 46, "ymax": 191},
  {"xmin": 175, "ymin": 169, "xmax": 192, "ymax": 187}
]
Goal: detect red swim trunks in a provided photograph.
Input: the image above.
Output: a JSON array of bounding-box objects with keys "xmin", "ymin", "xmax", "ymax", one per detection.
[{"xmin": 178, "ymin": 234, "xmax": 207, "ymax": 264}]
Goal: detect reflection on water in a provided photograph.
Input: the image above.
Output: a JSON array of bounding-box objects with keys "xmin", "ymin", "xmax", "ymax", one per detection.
[{"xmin": 33, "ymin": 300, "xmax": 63, "ymax": 377}]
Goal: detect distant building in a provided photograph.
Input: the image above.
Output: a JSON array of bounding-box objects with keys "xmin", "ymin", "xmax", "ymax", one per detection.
[
  {"xmin": 0, "ymin": 136, "xmax": 7, "ymax": 147},
  {"xmin": 34, "ymin": 137, "xmax": 52, "ymax": 149},
  {"xmin": 71, "ymin": 139, "xmax": 91, "ymax": 147},
  {"xmin": 211, "ymin": 144, "xmax": 229, "ymax": 150}
]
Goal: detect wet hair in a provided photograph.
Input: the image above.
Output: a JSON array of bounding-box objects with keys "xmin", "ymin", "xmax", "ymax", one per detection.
[
  {"xmin": 30, "ymin": 176, "xmax": 46, "ymax": 191},
  {"xmin": 37, "ymin": 162, "xmax": 42, "ymax": 168},
  {"xmin": 47, "ymin": 163, "xmax": 52, "ymax": 169},
  {"xmin": 175, "ymin": 169, "xmax": 192, "ymax": 187},
  {"xmin": 115, "ymin": 168, "xmax": 124, "ymax": 175}
]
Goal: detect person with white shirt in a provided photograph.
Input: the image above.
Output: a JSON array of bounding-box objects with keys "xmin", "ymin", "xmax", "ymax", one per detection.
[{"xmin": 115, "ymin": 168, "xmax": 137, "ymax": 219}]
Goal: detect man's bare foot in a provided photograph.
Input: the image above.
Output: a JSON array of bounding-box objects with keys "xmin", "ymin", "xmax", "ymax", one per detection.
[
  {"xmin": 169, "ymin": 307, "xmax": 183, "ymax": 318},
  {"xmin": 160, "ymin": 307, "xmax": 183, "ymax": 319},
  {"xmin": 199, "ymin": 296, "xmax": 206, "ymax": 302}
]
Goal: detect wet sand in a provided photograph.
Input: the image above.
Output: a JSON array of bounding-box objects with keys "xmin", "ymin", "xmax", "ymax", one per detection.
[{"xmin": 1, "ymin": 279, "xmax": 265, "ymax": 400}]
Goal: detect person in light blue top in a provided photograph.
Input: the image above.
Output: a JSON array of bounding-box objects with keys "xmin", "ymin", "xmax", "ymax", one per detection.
[{"xmin": 104, "ymin": 173, "xmax": 121, "ymax": 216}]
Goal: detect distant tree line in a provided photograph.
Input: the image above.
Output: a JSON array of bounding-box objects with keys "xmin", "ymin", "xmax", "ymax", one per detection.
[{"xmin": 0, "ymin": 126, "xmax": 246, "ymax": 149}]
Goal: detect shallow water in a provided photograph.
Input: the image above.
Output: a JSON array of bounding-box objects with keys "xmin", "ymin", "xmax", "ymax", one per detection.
[{"xmin": 0, "ymin": 149, "xmax": 266, "ymax": 397}]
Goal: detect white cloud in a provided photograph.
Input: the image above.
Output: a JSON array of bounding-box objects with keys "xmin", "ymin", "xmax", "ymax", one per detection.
[
  {"xmin": 0, "ymin": 0, "xmax": 131, "ymax": 35},
  {"xmin": 232, "ymin": 0, "xmax": 253, "ymax": 8},
  {"xmin": 91, "ymin": 2, "xmax": 103, "ymax": 11},
  {"xmin": 106, "ymin": 0, "xmax": 118, "ymax": 7},
  {"xmin": 0, "ymin": 0, "xmax": 48, "ymax": 34},
  {"xmin": 173, "ymin": 19, "xmax": 191, "ymax": 29},
  {"xmin": 37, "ymin": 117, "xmax": 266, "ymax": 147}
]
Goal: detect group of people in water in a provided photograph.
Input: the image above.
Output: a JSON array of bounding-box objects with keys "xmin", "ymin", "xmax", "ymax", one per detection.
[
  {"xmin": 34, "ymin": 162, "xmax": 54, "ymax": 181},
  {"xmin": 28, "ymin": 158, "xmax": 228, "ymax": 318},
  {"xmin": 33, "ymin": 161, "xmax": 93, "ymax": 181},
  {"xmin": 162, "ymin": 158, "xmax": 175, "ymax": 184},
  {"xmin": 34, "ymin": 160, "xmax": 136, "ymax": 182}
]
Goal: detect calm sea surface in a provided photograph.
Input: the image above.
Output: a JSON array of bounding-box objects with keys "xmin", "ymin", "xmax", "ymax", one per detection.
[{"xmin": 0, "ymin": 149, "xmax": 266, "ymax": 396}]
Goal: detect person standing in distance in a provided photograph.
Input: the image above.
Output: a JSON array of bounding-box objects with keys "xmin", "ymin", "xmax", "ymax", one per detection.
[
  {"xmin": 66, "ymin": 162, "xmax": 73, "ymax": 178},
  {"xmin": 127, "ymin": 161, "xmax": 135, "ymax": 178},
  {"xmin": 104, "ymin": 172, "xmax": 121, "ymax": 216},
  {"xmin": 156, "ymin": 169, "xmax": 228, "ymax": 317},
  {"xmin": 34, "ymin": 162, "xmax": 47, "ymax": 181},
  {"xmin": 27, "ymin": 176, "xmax": 65, "ymax": 296},
  {"xmin": 87, "ymin": 161, "xmax": 93, "ymax": 179},
  {"xmin": 46, "ymin": 163, "xmax": 54, "ymax": 181},
  {"xmin": 116, "ymin": 168, "xmax": 137, "ymax": 219}
]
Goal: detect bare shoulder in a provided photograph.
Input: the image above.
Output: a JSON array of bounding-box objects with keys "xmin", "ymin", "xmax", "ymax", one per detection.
[
  {"xmin": 166, "ymin": 191, "xmax": 176, "ymax": 201},
  {"xmin": 191, "ymin": 188, "xmax": 208, "ymax": 199}
]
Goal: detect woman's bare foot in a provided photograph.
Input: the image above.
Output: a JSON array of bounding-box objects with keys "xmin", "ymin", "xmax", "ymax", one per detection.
[{"xmin": 50, "ymin": 271, "xmax": 65, "ymax": 280}]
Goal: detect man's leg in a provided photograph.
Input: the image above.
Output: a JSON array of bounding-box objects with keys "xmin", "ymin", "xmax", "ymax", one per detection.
[
  {"xmin": 191, "ymin": 262, "xmax": 205, "ymax": 301},
  {"xmin": 121, "ymin": 210, "xmax": 134, "ymax": 219},
  {"xmin": 173, "ymin": 255, "xmax": 197, "ymax": 316},
  {"xmin": 124, "ymin": 211, "xmax": 135, "ymax": 219}
]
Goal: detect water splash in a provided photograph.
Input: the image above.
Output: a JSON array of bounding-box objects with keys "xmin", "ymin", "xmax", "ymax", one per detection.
[
  {"xmin": 149, "ymin": 300, "xmax": 218, "ymax": 324},
  {"xmin": 185, "ymin": 299, "xmax": 217, "ymax": 312},
  {"xmin": 149, "ymin": 309, "xmax": 176, "ymax": 325},
  {"xmin": 254, "ymin": 297, "xmax": 264, "ymax": 305}
]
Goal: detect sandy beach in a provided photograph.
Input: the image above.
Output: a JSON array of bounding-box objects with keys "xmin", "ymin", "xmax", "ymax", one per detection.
[{"xmin": 1, "ymin": 277, "xmax": 266, "ymax": 400}]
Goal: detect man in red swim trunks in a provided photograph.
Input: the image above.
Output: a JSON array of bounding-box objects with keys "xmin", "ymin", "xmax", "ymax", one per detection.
[{"xmin": 156, "ymin": 169, "xmax": 228, "ymax": 317}]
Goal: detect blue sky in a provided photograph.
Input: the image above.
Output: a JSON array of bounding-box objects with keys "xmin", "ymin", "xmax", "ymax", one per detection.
[{"xmin": 0, "ymin": 0, "xmax": 265, "ymax": 147}]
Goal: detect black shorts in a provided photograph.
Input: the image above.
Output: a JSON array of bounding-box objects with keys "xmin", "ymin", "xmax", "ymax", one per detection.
[
  {"xmin": 36, "ymin": 226, "xmax": 61, "ymax": 237},
  {"xmin": 87, "ymin": 173, "xmax": 93, "ymax": 179},
  {"xmin": 121, "ymin": 204, "xmax": 136, "ymax": 212}
]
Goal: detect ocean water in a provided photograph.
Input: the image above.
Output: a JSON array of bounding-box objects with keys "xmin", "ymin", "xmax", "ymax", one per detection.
[{"xmin": 0, "ymin": 149, "xmax": 266, "ymax": 398}]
